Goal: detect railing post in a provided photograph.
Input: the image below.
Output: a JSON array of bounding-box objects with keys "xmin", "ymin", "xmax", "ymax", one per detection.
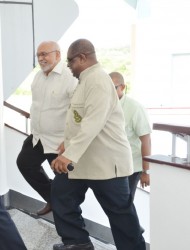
[
  {"xmin": 171, "ymin": 134, "xmax": 176, "ymax": 157},
  {"xmin": 153, "ymin": 123, "xmax": 190, "ymax": 163},
  {"xmin": 25, "ymin": 117, "xmax": 28, "ymax": 134},
  {"xmin": 187, "ymin": 135, "xmax": 190, "ymax": 163}
]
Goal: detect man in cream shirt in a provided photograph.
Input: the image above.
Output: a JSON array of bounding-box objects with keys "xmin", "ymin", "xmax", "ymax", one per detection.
[
  {"xmin": 51, "ymin": 39, "xmax": 146, "ymax": 250},
  {"xmin": 17, "ymin": 41, "xmax": 77, "ymax": 215}
]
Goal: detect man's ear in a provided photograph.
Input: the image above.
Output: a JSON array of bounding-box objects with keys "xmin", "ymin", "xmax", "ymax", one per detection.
[
  {"xmin": 78, "ymin": 54, "xmax": 86, "ymax": 64},
  {"xmin": 121, "ymin": 85, "xmax": 126, "ymax": 91},
  {"xmin": 56, "ymin": 50, "xmax": 61, "ymax": 60}
]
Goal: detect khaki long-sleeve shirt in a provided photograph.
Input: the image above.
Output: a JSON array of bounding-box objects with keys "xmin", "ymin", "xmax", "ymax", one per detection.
[
  {"xmin": 63, "ymin": 63, "xmax": 133, "ymax": 180},
  {"xmin": 30, "ymin": 60, "xmax": 77, "ymax": 153}
]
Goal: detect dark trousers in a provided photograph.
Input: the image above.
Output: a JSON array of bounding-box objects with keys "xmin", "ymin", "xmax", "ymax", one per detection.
[
  {"xmin": 128, "ymin": 172, "xmax": 142, "ymax": 201},
  {"xmin": 16, "ymin": 134, "xmax": 57, "ymax": 203},
  {"xmin": 0, "ymin": 196, "xmax": 27, "ymax": 250},
  {"xmin": 51, "ymin": 174, "xmax": 146, "ymax": 250}
]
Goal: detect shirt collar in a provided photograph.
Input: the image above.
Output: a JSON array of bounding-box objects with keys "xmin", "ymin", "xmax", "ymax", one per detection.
[
  {"xmin": 79, "ymin": 63, "xmax": 100, "ymax": 81},
  {"xmin": 120, "ymin": 94, "xmax": 125, "ymax": 104},
  {"xmin": 50, "ymin": 60, "xmax": 65, "ymax": 75}
]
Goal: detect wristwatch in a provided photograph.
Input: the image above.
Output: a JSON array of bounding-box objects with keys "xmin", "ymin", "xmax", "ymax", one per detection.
[{"xmin": 142, "ymin": 169, "xmax": 150, "ymax": 174}]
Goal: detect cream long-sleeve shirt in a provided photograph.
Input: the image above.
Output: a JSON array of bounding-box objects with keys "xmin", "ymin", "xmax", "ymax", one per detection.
[
  {"xmin": 30, "ymin": 60, "xmax": 77, "ymax": 153},
  {"xmin": 63, "ymin": 63, "xmax": 133, "ymax": 180}
]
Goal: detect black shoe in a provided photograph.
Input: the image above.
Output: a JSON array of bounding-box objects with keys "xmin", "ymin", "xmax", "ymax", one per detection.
[
  {"xmin": 53, "ymin": 242, "xmax": 94, "ymax": 250},
  {"xmin": 37, "ymin": 202, "xmax": 52, "ymax": 216}
]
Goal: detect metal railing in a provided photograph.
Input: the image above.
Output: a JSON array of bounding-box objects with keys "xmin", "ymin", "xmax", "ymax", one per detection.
[
  {"xmin": 153, "ymin": 123, "xmax": 190, "ymax": 163},
  {"xmin": 4, "ymin": 101, "xmax": 30, "ymax": 135}
]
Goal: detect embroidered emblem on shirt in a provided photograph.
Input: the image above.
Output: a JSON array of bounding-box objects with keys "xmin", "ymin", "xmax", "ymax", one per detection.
[{"xmin": 73, "ymin": 110, "xmax": 82, "ymax": 123}]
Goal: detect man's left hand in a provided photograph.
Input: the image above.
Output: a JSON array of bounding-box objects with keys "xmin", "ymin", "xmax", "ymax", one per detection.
[
  {"xmin": 51, "ymin": 155, "xmax": 72, "ymax": 174},
  {"xmin": 140, "ymin": 172, "xmax": 150, "ymax": 188}
]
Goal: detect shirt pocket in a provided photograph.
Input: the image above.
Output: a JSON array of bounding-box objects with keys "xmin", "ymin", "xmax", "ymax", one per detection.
[{"xmin": 49, "ymin": 91, "xmax": 67, "ymax": 109}]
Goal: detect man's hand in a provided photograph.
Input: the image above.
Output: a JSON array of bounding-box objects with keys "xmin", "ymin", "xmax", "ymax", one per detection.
[
  {"xmin": 51, "ymin": 155, "xmax": 72, "ymax": 174},
  {"xmin": 57, "ymin": 142, "xmax": 65, "ymax": 155},
  {"xmin": 140, "ymin": 172, "xmax": 150, "ymax": 188}
]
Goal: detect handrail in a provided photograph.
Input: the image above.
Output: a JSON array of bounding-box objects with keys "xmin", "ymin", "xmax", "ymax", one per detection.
[
  {"xmin": 4, "ymin": 123, "xmax": 28, "ymax": 136},
  {"xmin": 4, "ymin": 101, "xmax": 30, "ymax": 118},
  {"xmin": 148, "ymin": 107, "xmax": 190, "ymax": 110},
  {"xmin": 153, "ymin": 123, "xmax": 190, "ymax": 163},
  {"xmin": 4, "ymin": 101, "xmax": 30, "ymax": 134},
  {"xmin": 4, "ymin": 101, "xmax": 190, "ymax": 118},
  {"xmin": 153, "ymin": 123, "xmax": 190, "ymax": 135}
]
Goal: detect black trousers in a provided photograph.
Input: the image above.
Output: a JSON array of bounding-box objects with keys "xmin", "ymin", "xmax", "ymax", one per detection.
[
  {"xmin": 51, "ymin": 174, "xmax": 146, "ymax": 250},
  {"xmin": 16, "ymin": 134, "xmax": 57, "ymax": 203},
  {"xmin": 0, "ymin": 196, "xmax": 27, "ymax": 250},
  {"xmin": 128, "ymin": 172, "xmax": 142, "ymax": 201}
]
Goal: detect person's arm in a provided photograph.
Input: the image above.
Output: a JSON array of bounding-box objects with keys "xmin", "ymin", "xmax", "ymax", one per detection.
[
  {"xmin": 56, "ymin": 142, "xmax": 65, "ymax": 155},
  {"xmin": 52, "ymin": 78, "xmax": 116, "ymax": 173},
  {"xmin": 139, "ymin": 134, "xmax": 151, "ymax": 188}
]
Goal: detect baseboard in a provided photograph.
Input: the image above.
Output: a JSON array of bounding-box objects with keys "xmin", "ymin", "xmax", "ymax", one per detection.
[{"xmin": 7, "ymin": 190, "xmax": 114, "ymax": 244}]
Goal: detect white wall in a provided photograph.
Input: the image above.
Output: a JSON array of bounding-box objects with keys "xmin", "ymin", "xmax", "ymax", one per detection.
[
  {"xmin": 0, "ymin": 0, "xmax": 79, "ymax": 100},
  {"xmin": 5, "ymin": 128, "xmax": 43, "ymax": 201},
  {"xmin": 133, "ymin": 0, "xmax": 190, "ymax": 108},
  {"xmin": 0, "ymin": 2, "xmax": 34, "ymax": 100},
  {"xmin": 150, "ymin": 161, "xmax": 190, "ymax": 250},
  {"xmin": 0, "ymin": 16, "xmax": 8, "ymax": 195}
]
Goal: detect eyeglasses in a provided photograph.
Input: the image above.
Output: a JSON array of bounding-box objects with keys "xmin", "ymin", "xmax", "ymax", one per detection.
[
  {"xmin": 66, "ymin": 51, "xmax": 95, "ymax": 64},
  {"xmin": 66, "ymin": 53, "xmax": 81, "ymax": 64},
  {"xmin": 36, "ymin": 50, "xmax": 57, "ymax": 58},
  {"xmin": 115, "ymin": 84, "xmax": 122, "ymax": 90}
]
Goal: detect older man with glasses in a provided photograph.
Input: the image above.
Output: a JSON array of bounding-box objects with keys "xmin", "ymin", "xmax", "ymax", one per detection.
[{"xmin": 16, "ymin": 41, "xmax": 77, "ymax": 216}]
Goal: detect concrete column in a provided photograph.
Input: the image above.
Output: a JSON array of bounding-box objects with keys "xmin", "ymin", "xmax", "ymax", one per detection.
[{"xmin": 0, "ymin": 15, "xmax": 8, "ymax": 196}]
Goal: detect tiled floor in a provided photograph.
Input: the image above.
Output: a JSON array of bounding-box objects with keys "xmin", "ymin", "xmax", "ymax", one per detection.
[
  {"xmin": 9, "ymin": 209, "xmax": 116, "ymax": 250},
  {"xmin": 10, "ymin": 209, "xmax": 149, "ymax": 250}
]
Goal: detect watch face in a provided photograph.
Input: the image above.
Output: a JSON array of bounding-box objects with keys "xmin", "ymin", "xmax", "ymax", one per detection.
[{"xmin": 143, "ymin": 170, "xmax": 150, "ymax": 174}]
